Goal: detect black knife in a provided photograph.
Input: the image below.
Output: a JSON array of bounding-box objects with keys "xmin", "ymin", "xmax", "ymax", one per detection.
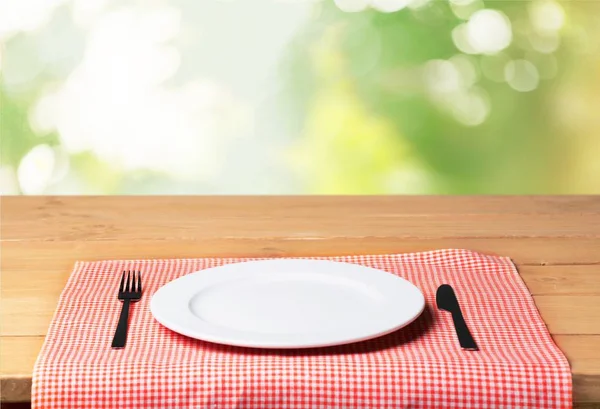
[{"xmin": 436, "ymin": 284, "xmax": 478, "ymax": 351}]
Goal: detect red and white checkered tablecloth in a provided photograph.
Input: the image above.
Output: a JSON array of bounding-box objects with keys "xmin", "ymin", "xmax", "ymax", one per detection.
[{"xmin": 33, "ymin": 249, "xmax": 572, "ymax": 409}]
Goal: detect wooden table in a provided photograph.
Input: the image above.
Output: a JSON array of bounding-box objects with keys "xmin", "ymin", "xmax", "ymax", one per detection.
[{"xmin": 1, "ymin": 196, "xmax": 599, "ymax": 406}]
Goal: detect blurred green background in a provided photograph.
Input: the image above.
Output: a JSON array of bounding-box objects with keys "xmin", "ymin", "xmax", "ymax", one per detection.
[{"xmin": 1, "ymin": 0, "xmax": 599, "ymax": 194}]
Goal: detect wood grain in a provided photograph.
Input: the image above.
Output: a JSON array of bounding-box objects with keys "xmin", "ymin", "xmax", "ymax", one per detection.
[
  {"xmin": 555, "ymin": 335, "xmax": 600, "ymax": 403},
  {"xmin": 3, "ymin": 197, "xmax": 600, "ymax": 242},
  {"xmin": 0, "ymin": 337, "xmax": 39, "ymax": 402},
  {"xmin": 534, "ymin": 296, "xmax": 600, "ymax": 334},
  {"xmin": 519, "ymin": 265, "xmax": 600, "ymax": 295},
  {"xmin": 1, "ymin": 196, "xmax": 599, "ymax": 403},
  {"xmin": 2, "ymin": 237, "xmax": 600, "ymax": 266}
]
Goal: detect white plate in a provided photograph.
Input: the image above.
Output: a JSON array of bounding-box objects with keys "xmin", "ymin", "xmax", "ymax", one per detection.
[{"xmin": 150, "ymin": 259, "xmax": 425, "ymax": 349}]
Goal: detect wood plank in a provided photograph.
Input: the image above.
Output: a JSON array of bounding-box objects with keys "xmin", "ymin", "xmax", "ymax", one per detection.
[
  {"xmin": 519, "ymin": 265, "xmax": 600, "ymax": 295},
  {"xmin": 0, "ymin": 337, "xmax": 39, "ymax": 402},
  {"xmin": 2, "ymin": 335, "xmax": 598, "ymax": 403},
  {"xmin": 2, "ymin": 237, "xmax": 600, "ymax": 269},
  {"xmin": 2, "ymin": 197, "xmax": 599, "ymax": 242},
  {"xmin": 534, "ymin": 296, "xmax": 600, "ymax": 334},
  {"xmin": 554, "ymin": 335, "xmax": 600, "ymax": 403},
  {"xmin": 0, "ymin": 338, "xmax": 42, "ymax": 379},
  {"xmin": 3, "ymin": 196, "xmax": 600, "ymax": 226},
  {"xmin": 4, "ymin": 252, "xmax": 598, "ymax": 295}
]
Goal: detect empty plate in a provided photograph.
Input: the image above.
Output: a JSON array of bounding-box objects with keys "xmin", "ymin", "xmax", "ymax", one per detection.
[{"xmin": 150, "ymin": 259, "xmax": 425, "ymax": 349}]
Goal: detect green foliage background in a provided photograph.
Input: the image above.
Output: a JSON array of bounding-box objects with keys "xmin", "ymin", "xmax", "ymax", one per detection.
[{"xmin": 1, "ymin": 0, "xmax": 599, "ymax": 194}]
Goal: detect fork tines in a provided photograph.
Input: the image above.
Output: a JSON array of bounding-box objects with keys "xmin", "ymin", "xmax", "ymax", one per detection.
[
  {"xmin": 119, "ymin": 270, "xmax": 142, "ymax": 294},
  {"xmin": 112, "ymin": 271, "xmax": 143, "ymax": 348}
]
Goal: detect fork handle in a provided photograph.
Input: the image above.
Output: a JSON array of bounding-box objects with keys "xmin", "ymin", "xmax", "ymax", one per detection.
[{"xmin": 111, "ymin": 299, "xmax": 131, "ymax": 349}]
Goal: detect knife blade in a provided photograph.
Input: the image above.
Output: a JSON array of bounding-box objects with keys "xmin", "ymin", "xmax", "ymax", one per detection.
[{"xmin": 436, "ymin": 284, "xmax": 478, "ymax": 351}]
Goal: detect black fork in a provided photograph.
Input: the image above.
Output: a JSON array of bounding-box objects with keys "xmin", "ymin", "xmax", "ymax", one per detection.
[{"xmin": 111, "ymin": 271, "xmax": 142, "ymax": 349}]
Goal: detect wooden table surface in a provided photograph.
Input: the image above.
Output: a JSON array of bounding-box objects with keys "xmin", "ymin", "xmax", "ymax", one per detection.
[{"xmin": 1, "ymin": 196, "xmax": 599, "ymax": 406}]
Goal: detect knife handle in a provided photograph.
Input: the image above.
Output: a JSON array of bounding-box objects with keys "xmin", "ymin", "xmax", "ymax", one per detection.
[{"xmin": 450, "ymin": 309, "xmax": 478, "ymax": 350}]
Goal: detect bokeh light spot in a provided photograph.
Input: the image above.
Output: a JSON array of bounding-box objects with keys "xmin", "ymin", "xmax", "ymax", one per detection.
[
  {"xmin": 529, "ymin": 30, "xmax": 560, "ymax": 54},
  {"xmin": 17, "ymin": 144, "xmax": 56, "ymax": 194},
  {"xmin": 529, "ymin": 0, "xmax": 565, "ymax": 33},
  {"xmin": 424, "ymin": 59, "xmax": 462, "ymax": 94},
  {"xmin": 505, "ymin": 59, "xmax": 540, "ymax": 92},
  {"xmin": 452, "ymin": 87, "xmax": 490, "ymax": 126},
  {"xmin": 449, "ymin": 54, "xmax": 479, "ymax": 87},
  {"xmin": 0, "ymin": 167, "xmax": 20, "ymax": 194},
  {"xmin": 452, "ymin": 24, "xmax": 477, "ymax": 54},
  {"xmin": 0, "ymin": 0, "xmax": 66, "ymax": 40},
  {"xmin": 466, "ymin": 9, "xmax": 512, "ymax": 54},
  {"xmin": 371, "ymin": 0, "xmax": 412, "ymax": 13},
  {"xmin": 450, "ymin": 0, "xmax": 476, "ymax": 5},
  {"xmin": 333, "ymin": 0, "xmax": 370, "ymax": 12},
  {"xmin": 450, "ymin": 0, "xmax": 484, "ymax": 20}
]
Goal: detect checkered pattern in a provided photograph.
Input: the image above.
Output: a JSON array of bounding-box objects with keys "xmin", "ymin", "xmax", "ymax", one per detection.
[{"xmin": 33, "ymin": 249, "xmax": 571, "ymax": 409}]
